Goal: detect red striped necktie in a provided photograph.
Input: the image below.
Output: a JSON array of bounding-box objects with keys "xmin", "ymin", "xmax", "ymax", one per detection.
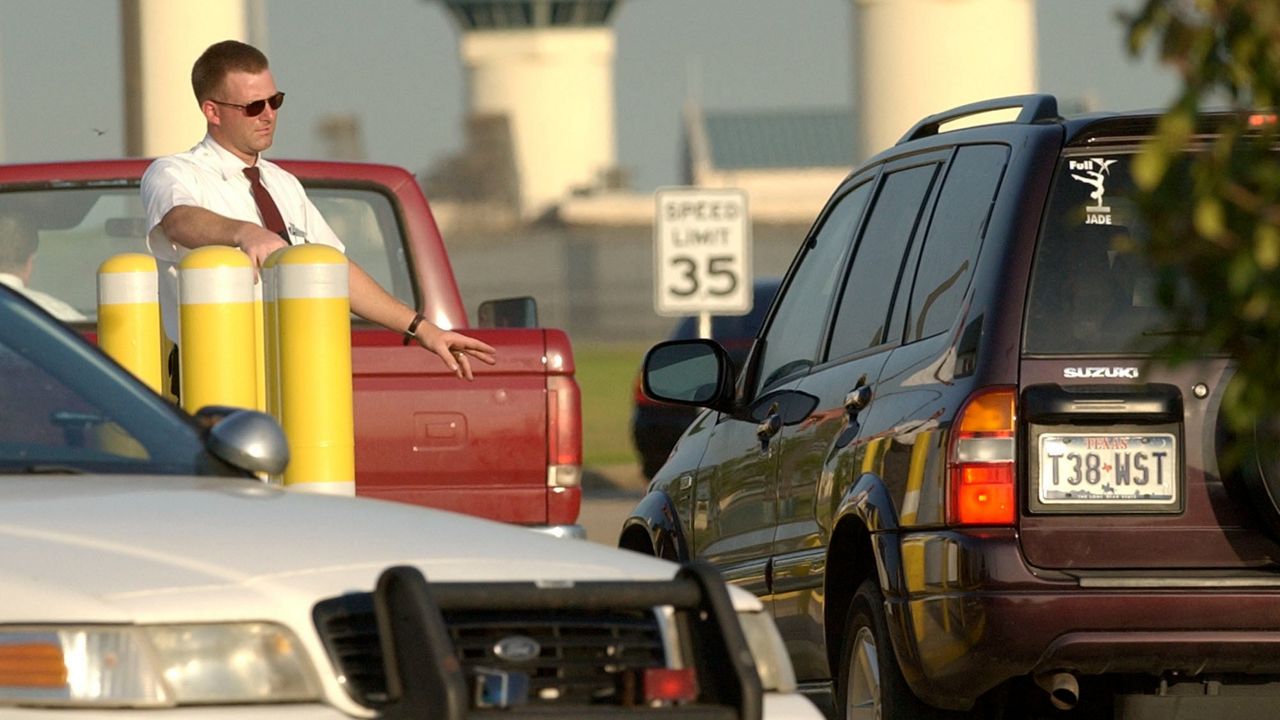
[{"xmin": 243, "ymin": 166, "xmax": 289, "ymax": 241}]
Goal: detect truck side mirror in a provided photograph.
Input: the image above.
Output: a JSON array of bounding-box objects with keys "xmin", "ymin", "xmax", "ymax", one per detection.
[{"xmin": 478, "ymin": 296, "xmax": 538, "ymax": 328}]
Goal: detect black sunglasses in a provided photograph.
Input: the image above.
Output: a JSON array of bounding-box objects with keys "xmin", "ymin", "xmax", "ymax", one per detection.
[{"xmin": 211, "ymin": 91, "xmax": 285, "ymax": 117}]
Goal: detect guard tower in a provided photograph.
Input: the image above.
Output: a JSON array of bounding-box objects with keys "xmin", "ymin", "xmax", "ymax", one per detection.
[
  {"xmin": 853, "ymin": 0, "xmax": 1036, "ymax": 161},
  {"xmin": 121, "ymin": 0, "xmax": 253, "ymax": 157},
  {"xmin": 442, "ymin": 0, "xmax": 622, "ymax": 220}
]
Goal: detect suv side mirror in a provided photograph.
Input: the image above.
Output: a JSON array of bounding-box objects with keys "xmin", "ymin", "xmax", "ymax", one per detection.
[
  {"xmin": 478, "ymin": 296, "xmax": 538, "ymax": 328},
  {"xmin": 195, "ymin": 406, "xmax": 290, "ymax": 476},
  {"xmin": 643, "ymin": 339, "xmax": 735, "ymax": 412}
]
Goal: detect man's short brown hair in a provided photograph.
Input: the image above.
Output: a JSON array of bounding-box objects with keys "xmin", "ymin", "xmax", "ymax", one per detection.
[
  {"xmin": 191, "ymin": 40, "xmax": 269, "ymax": 103},
  {"xmin": 0, "ymin": 215, "xmax": 37, "ymax": 274}
]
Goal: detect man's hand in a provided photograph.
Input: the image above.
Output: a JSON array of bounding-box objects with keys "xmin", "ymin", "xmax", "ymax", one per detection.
[
  {"xmin": 159, "ymin": 205, "xmax": 285, "ymax": 277},
  {"xmin": 413, "ymin": 325, "xmax": 498, "ymax": 380},
  {"xmin": 234, "ymin": 225, "xmax": 289, "ymax": 274}
]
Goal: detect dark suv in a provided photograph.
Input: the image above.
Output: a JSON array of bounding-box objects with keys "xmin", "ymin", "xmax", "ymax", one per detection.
[{"xmin": 619, "ymin": 95, "xmax": 1280, "ymax": 719}]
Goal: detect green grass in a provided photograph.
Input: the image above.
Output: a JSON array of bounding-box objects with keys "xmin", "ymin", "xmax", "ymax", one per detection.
[{"xmin": 574, "ymin": 341, "xmax": 649, "ymax": 467}]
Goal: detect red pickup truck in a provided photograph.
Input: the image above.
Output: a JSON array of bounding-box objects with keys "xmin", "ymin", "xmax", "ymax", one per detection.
[{"xmin": 0, "ymin": 159, "xmax": 583, "ymax": 535}]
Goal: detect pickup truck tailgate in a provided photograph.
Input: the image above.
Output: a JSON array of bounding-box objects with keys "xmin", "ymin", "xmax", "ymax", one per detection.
[{"xmin": 351, "ymin": 326, "xmax": 576, "ymax": 525}]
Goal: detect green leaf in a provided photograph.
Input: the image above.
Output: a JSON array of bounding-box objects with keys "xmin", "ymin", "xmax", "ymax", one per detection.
[
  {"xmin": 1133, "ymin": 145, "xmax": 1169, "ymax": 190},
  {"xmin": 1228, "ymin": 252, "xmax": 1257, "ymax": 294},
  {"xmin": 1243, "ymin": 293, "xmax": 1270, "ymax": 320},
  {"xmin": 1194, "ymin": 197, "xmax": 1226, "ymax": 239},
  {"xmin": 1255, "ymin": 224, "xmax": 1280, "ymax": 270}
]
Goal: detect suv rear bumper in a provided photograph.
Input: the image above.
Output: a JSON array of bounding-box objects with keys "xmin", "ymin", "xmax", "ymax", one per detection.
[{"xmin": 884, "ymin": 528, "xmax": 1280, "ymax": 710}]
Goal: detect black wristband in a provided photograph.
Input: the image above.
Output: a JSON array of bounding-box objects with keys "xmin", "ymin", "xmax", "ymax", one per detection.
[{"xmin": 402, "ymin": 312, "xmax": 426, "ymax": 345}]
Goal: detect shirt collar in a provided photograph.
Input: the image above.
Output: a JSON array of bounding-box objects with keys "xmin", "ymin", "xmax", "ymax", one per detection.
[
  {"xmin": 198, "ymin": 134, "xmax": 273, "ymax": 182},
  {"xmin": 0, "ymin": 273, "xmax": 25, "ymax": 290}
]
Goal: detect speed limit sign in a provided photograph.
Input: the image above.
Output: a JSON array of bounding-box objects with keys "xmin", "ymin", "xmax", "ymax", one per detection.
[{"xmin": 654, "ymin": 188, "xmax": 752, "ymax": 317}]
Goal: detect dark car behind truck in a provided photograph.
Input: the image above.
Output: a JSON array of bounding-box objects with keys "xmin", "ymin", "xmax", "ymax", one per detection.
[
  {"xmin": 621, "ymin": 95, "xmax": 1280, "ymax": 718},
  {"xmin": 631, "ymin": 278, "xmax": 781, "ymax": 479},
  {"xmin": 0, "ymin": 159, "xmax": 583, "ymax": 534}
]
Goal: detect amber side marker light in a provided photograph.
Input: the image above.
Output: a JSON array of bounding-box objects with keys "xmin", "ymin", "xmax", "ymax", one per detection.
[
  {"xmin": 948, "ymin": 387, "xmax": 1017, "ymax": 526},
  {"xmin": 0, "ymin": 642, "xmax": 67, "ymax": 687},
  {"xmin": 644, "ymin": 668, "xmax": 698, "ymax": 703}
]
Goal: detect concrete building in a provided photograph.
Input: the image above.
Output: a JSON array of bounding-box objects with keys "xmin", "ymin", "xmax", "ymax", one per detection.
[
  {"xmin": 681, "ymin": 104, "xmax": 855, "ymax": 224},
  {"xmin": 442, "ymin": 0, "xmax": 622, "ymax": 221},
  {"xmin": 557, "ymin": 104, "xmax": 855, "ymax": 227}
]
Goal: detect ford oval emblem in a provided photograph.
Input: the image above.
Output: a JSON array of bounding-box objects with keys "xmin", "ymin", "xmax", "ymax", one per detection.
[{"xmin": 493, "ymin": 635, "xmax": 541, "ymax": 663}]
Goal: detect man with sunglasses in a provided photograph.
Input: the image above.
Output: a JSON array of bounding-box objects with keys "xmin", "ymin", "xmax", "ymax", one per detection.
[{"xmin": 141, "ymin": 40, "xmax": 495, "ymax": 392}]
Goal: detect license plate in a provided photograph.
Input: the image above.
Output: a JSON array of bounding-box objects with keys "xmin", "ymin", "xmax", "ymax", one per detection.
[{"xmin": 1038, "ymin": 433, "xmax": 1177, "ymax": 505}]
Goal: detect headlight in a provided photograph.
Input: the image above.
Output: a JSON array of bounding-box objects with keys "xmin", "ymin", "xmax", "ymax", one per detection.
[
  {"xmin": 736, "ymin": 609, "xmax": 797, "ymax": 693},
  {"xmin": 0, "ymin": 623, "xmax": 319, "ymax": 707}
]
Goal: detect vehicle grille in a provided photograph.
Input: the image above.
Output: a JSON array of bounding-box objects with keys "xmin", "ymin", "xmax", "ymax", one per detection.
[{"xmin": 313, "ymin": 592, "xmax": 670, "ymax": 708}]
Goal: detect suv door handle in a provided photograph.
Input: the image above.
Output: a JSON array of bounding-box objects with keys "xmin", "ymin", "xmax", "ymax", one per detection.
[{"xmin": 845, "ymin": 386, "xmax": 873, "ymax": 415}]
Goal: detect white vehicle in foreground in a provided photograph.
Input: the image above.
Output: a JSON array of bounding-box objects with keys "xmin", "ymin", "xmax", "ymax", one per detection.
[{"xmin": 0, "ymin": 286, "xmax": 820, "ymax": 720}]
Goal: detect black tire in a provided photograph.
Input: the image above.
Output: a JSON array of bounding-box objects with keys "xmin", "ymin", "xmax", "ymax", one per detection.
[
  {"xmin": 1215, "ymin": 377, "xmax": 1280, "ymax": 541},
  {"xmin": 837, "ymin": 579, "xmax": 959, "ymax": 720}
]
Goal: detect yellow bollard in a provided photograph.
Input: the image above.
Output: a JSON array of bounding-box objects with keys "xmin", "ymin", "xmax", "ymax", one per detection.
[
  {"xmin": 260, "ymin": 247, "xmax": 289, "ymax": 486},
  {"xmin": 177, "ymin": 246, "xmax": 257, "ymax": 414},
  {"xmin": 262, "ymin": 249, "xmax": 286, "ymax": 424},
  {"xmin": 96, "ymin": 253, "xmax": 162, "ymax": 394},
  {"xmin": 272, "ymin": 244, "xmax": 354, "ymax": 495},
  {"xmin": 252, "ymin": 277, "xmax": 266, "ymax": 413}
]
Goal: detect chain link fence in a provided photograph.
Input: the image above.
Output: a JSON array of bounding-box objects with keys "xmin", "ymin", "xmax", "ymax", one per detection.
[{"xmin": 444, "ymin": 223, "xmax": 808, "ymax": 345}]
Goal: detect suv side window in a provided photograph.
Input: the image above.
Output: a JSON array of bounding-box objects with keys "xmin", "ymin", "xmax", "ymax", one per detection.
[
  {"xmin": 754, "ymin": 181, "xmax": 872, "ymax": 394},
  {"xmin": 904, "ymin": 145, "xmax": 1009, "ymax": 342},
  {"xmin": 827, "ymin": 164, "xmax": 939, "ymax": 360}
]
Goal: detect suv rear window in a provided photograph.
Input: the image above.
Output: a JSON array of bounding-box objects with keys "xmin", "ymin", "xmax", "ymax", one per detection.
[{"xmin": 1024, "ymin": 152, "xmax": 1177, "ymax": 355}]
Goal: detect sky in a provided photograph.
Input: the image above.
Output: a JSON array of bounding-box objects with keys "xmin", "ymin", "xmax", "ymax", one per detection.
[{"xmin": 0, "ymin": 0, "xmax": 1179, "ymax": 191}]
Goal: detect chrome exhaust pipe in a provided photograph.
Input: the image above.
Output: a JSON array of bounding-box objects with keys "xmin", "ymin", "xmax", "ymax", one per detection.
[{"xmin": 1034, "ymin": 671, "xmax": 1080, "ymax": 711}]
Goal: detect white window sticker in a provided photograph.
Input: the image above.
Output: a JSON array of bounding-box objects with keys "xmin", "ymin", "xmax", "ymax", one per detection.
[{"xmin": 1069, "ymin": 157, "xmax": 1118, "ymax": 225}]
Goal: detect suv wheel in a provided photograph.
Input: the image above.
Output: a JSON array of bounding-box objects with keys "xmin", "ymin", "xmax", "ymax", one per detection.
[{"xmin": 839, "ymin": 579, "xmax": 959, "ymax": 720}]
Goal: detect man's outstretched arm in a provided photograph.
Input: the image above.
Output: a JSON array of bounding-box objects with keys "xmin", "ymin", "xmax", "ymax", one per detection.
[
  {"xmin": 161, "ymin": 205, "xmax": 495, "ymax": 380},
  {"xmin": 347, "ymin": 261, "xmax": 497, "ymax": 381}
]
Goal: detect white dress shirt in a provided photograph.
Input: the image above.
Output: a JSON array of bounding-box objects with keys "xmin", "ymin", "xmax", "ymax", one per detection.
[
  {"xmin": 141, "ymin": 135, "xmax": 345, "ymax": 340},
  {"xmin": 0, "ymin": 272, "xmax": 87, "ymax": 322}
]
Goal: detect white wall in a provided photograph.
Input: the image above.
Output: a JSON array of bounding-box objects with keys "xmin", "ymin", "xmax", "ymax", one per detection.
[
  {"xmin": 0, "ymin": 37, "xmax": 5, "ymax": 162},
  {"xmin": 854, "ymin": 0, "xmax": 1036, "ymax": 160},
  {"xmin": 123, "ymin": 0, "xmax": 248, "ymax": 157}
]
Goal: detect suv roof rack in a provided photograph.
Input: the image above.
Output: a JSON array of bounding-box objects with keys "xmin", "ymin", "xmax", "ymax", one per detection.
[{"xmin": 898, "ymin": 93, "xmax": 1060, "ymax": 145}]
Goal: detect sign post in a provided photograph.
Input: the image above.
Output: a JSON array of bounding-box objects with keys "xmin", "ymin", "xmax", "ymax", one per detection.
[{"xmin": 654, "ymin": 188, "xmax": 752, "ymax": 337}]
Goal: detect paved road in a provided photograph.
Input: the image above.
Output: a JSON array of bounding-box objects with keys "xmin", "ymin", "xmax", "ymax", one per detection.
[{"xmin": 579, "ymin": 463, "xmax": 646, "ymax": 547}]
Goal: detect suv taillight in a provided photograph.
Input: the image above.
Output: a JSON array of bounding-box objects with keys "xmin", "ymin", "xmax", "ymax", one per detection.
[{"xmin": 947, "ymin": 387, "xmax": 1016, "ymax": 525}]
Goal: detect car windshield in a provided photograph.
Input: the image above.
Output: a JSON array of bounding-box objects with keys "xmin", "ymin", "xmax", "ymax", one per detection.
[
  {"xmin": 0, "ymin": 287, "xmax": 213, "ymax": 474},
  {"xmin": 1024, "ymin": 151, "xmax": 1195, "ymax": 355}
]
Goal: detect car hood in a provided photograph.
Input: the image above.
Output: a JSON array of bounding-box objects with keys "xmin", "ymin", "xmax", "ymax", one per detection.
[{"xmin": 0, "ymin": 475, "xmax": 687, "ymax": 623}]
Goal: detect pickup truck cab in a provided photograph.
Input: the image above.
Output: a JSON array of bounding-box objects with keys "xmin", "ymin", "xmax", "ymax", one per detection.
[{"xmin": 0, "ymin": 159, "xmax": 582, "ymax": 534}]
